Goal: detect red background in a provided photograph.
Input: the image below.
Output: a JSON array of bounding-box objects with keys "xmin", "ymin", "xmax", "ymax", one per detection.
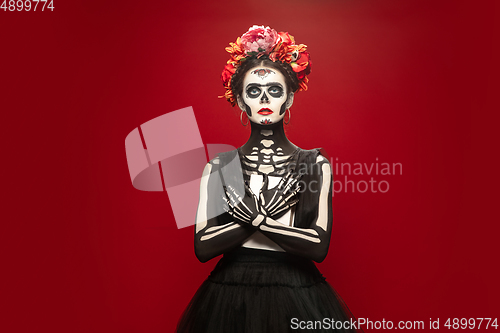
[{"xmin": 1, "ymin": 0, "xmax": 499, "ymax": 332}]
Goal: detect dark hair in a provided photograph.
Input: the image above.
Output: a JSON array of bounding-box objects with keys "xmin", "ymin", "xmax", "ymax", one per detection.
[{"xmin": 231, "ymin": 55, "xmax": 300, "ymax": 98}]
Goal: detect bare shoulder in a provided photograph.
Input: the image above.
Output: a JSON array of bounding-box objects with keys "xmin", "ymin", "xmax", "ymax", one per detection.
[
  {"xmin": 208, "ymin": 156, "xmax": 220, "ymax": 165},
  {"xmin": 314, "ymin": 150, "xmax": 332, "ymax": 178},
  {"xmin": 316, "ymin": 155, "xmax": 329, "ymax": 164},
  {"xmin": 199, "ymin": 157, "xmax": 220, "ymax": 178},
  {"xmin": 314, "ymin": 149, "xmax": 331, "ymax": 166}
]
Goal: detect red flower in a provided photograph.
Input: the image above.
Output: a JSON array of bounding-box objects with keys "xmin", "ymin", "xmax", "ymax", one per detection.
[
  {"xmin": 278, "ymin": 32, "xmax": 294, "ymax": 45},
  {"xmin": 291, "ymin": 51, "xmax": 312, "ymax": 81},
  {"xmin": 221, "ymin": 63, "xmax": 236, "ymax": 86}
]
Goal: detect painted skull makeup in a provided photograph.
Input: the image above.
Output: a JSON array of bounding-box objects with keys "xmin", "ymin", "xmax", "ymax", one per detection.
[{"xmin": 238, "ymin": 65, "xmax": 293, "ymax": 125}]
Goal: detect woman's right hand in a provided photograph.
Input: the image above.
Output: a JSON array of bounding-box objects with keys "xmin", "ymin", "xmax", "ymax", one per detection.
[{"xmin": 223, "ymin": 183, "xmax": 266, "ymax": 228}]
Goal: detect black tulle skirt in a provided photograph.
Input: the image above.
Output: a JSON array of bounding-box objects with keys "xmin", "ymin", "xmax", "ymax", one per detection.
[{"xmin": 176, "ymin": 248, "xmax": 360, "ymax": 333}]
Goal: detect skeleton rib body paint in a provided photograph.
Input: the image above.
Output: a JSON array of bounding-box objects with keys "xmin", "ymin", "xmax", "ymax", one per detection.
[
  {"xmin": 194, "ymin": 64, "xmax": 333, "ymax": 262},
  {"xmin": 241, "ymin": 130, "xmax": 294, "ymax": 176},
  {"xmin": 195, "ymin": 152, "xmax": 333, "ymax": 262}
]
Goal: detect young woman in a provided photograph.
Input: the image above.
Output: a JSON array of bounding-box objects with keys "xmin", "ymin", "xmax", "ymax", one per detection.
[{"xmin": 176, "ymin": 26, "xmax": 360, "ymax": 333}]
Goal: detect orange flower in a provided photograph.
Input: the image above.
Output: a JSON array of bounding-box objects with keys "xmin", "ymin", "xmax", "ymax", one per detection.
[{"xmin": 298, "ymin": 77, "xmax": 309, "ymax": 92}]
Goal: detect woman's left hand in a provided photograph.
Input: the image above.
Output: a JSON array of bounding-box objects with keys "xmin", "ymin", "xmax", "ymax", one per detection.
[{"xmin": 259, "ymin": 172, "xmax": 301, "ymax": 220}]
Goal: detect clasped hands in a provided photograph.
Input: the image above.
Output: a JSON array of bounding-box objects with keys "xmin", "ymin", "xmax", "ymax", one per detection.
[{"xmin": 223, "ymin": 172, "xmax": 301, "ymax": 228}]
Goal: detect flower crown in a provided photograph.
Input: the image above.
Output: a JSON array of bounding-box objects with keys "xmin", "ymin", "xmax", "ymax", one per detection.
[{"xmin": 220, "ymin": 25, "xmax": 312, "ymax": 106}]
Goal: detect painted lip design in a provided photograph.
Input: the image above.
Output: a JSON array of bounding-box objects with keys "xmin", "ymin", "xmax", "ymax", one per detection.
[{"xmin": 258, "ymin": 108, "xmax": 273, "ymax": 115}]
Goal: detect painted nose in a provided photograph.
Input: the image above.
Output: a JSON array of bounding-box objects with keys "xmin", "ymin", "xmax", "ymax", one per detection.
[{"xmin": 260, "ymin": 92, "xmax": 270, "ymax": 104}]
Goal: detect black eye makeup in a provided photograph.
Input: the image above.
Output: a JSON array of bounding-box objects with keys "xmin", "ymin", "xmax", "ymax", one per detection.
[
  {"xmin": 267, "ymin": 85, "xmax": 284, "ymax": 98},
  {"xmin": 246, "ymin": 86, "xmax": 262, "ymax": 98},
  {"xmin": 246, "ymin": 83, "xmax": 284, "ymax": 99}
]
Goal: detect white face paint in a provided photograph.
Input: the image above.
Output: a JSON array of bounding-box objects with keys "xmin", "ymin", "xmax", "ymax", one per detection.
[{"xmin": 238, "ymin": 65, "xmax": 292, "ymax": 126}]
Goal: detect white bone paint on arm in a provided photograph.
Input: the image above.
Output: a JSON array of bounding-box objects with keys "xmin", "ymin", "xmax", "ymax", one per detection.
[{"xmin": 194, "ymin": 158, "xmax": 255, "ymax": 263}]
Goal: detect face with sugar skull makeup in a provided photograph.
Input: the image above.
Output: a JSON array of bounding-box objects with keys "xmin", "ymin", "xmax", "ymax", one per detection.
[{"xmin": 237, "ymin": 65, "xmax": 294, "ymax": 126}]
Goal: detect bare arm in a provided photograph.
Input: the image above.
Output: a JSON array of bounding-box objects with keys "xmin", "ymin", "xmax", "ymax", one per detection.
[{"xmin": 194, "ymin": 159, "xmax": 255, "ymax": 263}]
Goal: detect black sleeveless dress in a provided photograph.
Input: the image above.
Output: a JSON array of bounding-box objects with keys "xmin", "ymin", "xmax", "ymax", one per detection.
[{"xmin": 176, "ymin": 148, "xmax": 361, "ymax": 333}]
